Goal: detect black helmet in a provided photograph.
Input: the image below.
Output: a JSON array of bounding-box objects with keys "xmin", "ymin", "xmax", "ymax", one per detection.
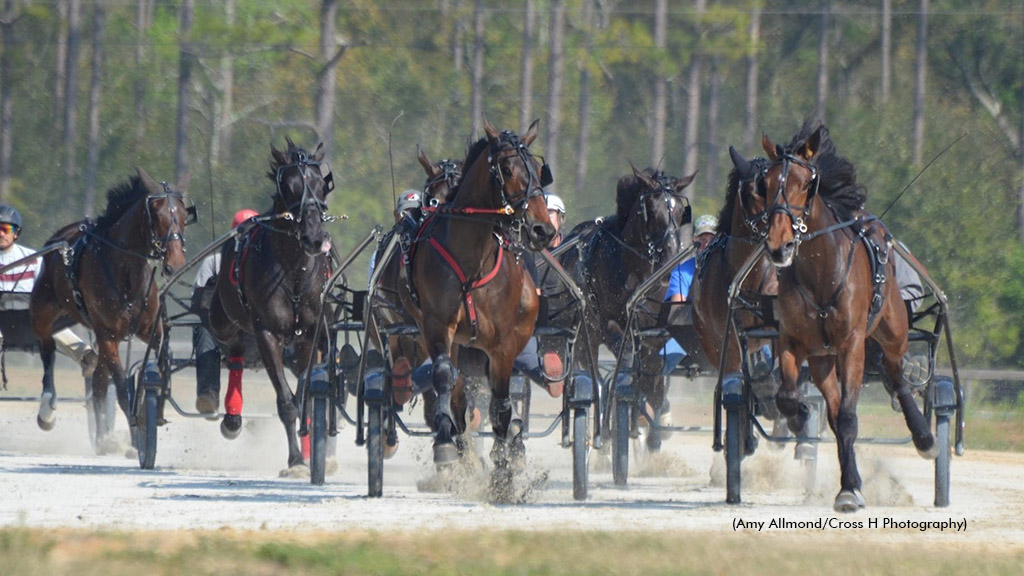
[{"xmin": 0, "ymin": 205, "xmax": 21, "ymax": 231}]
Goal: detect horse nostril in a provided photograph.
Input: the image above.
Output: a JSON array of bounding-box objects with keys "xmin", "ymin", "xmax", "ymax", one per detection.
[{"xmin": 532, "ymin": 225, "xmax": 549, "ymax": 239}]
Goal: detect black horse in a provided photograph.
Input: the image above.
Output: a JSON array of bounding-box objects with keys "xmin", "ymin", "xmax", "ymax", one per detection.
[
  {"xmin": 208, "ymin": 139, "xmax": 333, "ymax": 473},
  {"xmin": 559, "ymin": 166, "xmax": 695, "ymax": 452}
]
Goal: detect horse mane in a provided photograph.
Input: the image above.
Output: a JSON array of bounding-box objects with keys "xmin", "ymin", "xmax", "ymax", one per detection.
[
  {"xmin": 94, "ymin": 176, "xmax": 148, "ymax": 232},
  {"xmin": 784, "ymin": 120, "xmax": 866, "ymax": 222},
  {"xmin": 615, "ymin": 167, "xmax": 661, "ymax": 231},
  {"xmin": 462, "ymin": 137, "xmax": 489, "ymax": 175}
]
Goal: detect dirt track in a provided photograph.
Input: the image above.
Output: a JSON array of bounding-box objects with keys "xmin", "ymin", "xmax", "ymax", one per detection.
[{"xmin": 1, "ymin": 366, "xmax": 1021, "ymax": 548}]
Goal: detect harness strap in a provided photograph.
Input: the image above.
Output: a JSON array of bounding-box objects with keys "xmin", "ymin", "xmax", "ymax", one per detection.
[{"xmin": 427, "ymin": 236, "xmax": 504, "ymax": 343}]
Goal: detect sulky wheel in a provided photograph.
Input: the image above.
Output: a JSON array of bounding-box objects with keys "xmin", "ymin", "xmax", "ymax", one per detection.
[
  {"xmin": 367, "ymin": 402, "xmax": 384, "ymax": 497},
  {"xmin": 612, "ymin": 398, "xmax": 630, "ymax": 486},
  {"xmin": 572, "ymin": 407, "xmax": 589, "ymax": 501},
  {"xmin": 725, "ymin": 403, "xmax": 742, "ymax": 504},
  {"xmin": 310, "ymin": 395, "xmax": 328, "ymax": 486},
  {"xmin": 934, "ymin": 411, "xmax": 951, "ymax": 507},
  {"xmin": 134, "ymin": 387, "xmax": 159, "ymax": 470}
]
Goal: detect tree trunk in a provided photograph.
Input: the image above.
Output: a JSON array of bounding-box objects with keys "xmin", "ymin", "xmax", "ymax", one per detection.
[
  {"xmin": 575, "ymin": 0, "xmax": 595, "ymax": 196},
  {"xmin": 651, "ymin": 0, "xmax": 667, "ymax": 167},
  {"xmin": 452, "ymin": 0, "xmax": 463, "ymax": 71},
  {"xmin": 174, "ymin": 0, "xmax": 193, "ymax": 184},
  {"xmin": 83, "ymin": 1, "xmax": 105, "ymax": 217},
  {"xmin": 471, "ymin": 0, "xmax": 484, "ymax": 138},
  {"xmin": 1018, "ymin": 6, "xmax": 1024, "ymax": 242},
  {"xmin": 211, "ymin": 0, "xmax": 235, "ymax": 166},
  {"xmin": 519, "ymin": 0, "xmax": 536, "ymax": 134},
  {"xmin": 743, "ymin": 5, "xmax": 760, "ymax": 150},
  {"xmin": 913, "ymin": 0, "xmax": 928, "ymax": 166},
  {"xmin": 53, "ymin": 0, "xmax": 67, "ymax": 147},
  {"xmin": 682, "ymin": 0, "xmax": 705, "ymax": 195},
  {"xmin": 134, "ymin": 0, "xmax": 151, "ymax": 147},
  {"xmin": 815, "ymin": 0, "xmax": 829, "ymax": 121},
  {"xmin": 62, "ymin": 0, "xmax": 81, "ymax": 183},
  {"xmin": 544, "ymin": 0, "xmax": 566, "ymax": 178},
  {"xmin": 707, "ymin": 58, "xmax": 721, "ymax": 197},
  {"xmin": 881, "ymin": 0, "xmax": 891, "ymax": 103},
  {"xmin": 314, "ymin": 0, "xmax": 340, "ymax": 157},
  {"xmin": 0, "ymin": 0, "xmax": 15, "ymax": 202}
]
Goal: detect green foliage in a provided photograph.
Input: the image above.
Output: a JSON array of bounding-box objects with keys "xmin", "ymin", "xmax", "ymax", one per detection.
[{"xmin": 1, "ymin": 1, "xmax": 1023, "ymax": 366}]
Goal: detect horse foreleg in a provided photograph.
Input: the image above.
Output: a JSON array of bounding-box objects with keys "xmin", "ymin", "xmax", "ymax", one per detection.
[
  {"xmin": 774, "ymin": 343, "xmax": 810, "ymax": 435},
  {"xmin": 430, "ymin": 352, "xmax": 460, "ymax": 465},
  {"xmin": 253, "ymin": 331, "xmax": 304, "ymax": 470},
  {"xmin": 488, "ymin": 356, "xmax": 523, "ymax": 472},
  {"xmin": 36, "ymin": 335, "xmax": 58, "ymax": 431},
  {"xmin": 830, "ymin": 343, "xmax": 866, "ymax": 512}
]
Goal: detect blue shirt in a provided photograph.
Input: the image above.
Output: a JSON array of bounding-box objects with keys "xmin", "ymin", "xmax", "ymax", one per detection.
[{"xmin": 666, "ymin": 258, "xmax": 696, "ymax": 301}]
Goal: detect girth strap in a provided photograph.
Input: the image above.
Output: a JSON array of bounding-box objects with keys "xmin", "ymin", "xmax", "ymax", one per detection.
[{"xmin": 427, "ymin": 236, "xmax": 504, "ymax": 343}]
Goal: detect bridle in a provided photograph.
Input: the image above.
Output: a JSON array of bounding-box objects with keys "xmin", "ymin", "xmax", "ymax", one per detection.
[
  {"xmin": 756, "ymin": 152, "xmax": 820, "ymax": 248},
  {"xmin": 144, "ymin": 182, "xmax": 193, "ymax": 260},
  {"xmin": 274, "ymin": 150, "xmax": 334, "ymax": 227},
  {"xmin": 486, "ymin": 130, "xmax": 551, "ymax": 231},
  {"xmin": 621, "ymin": 172, "xmax": 690, "ymax": 265},
  {"xmin": 423, "ymin": 159, "xmax": 462, "ymax": 205}
]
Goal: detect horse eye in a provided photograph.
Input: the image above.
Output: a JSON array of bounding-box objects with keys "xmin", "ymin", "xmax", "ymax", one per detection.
[{"xmin": 502, "ymin": 166, "xmax": 512, "ymax": 178}]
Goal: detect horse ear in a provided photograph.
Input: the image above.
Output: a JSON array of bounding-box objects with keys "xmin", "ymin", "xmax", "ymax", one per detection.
[
  {"xmin": 761, "ymin": 134, "xmax": 778, "ymax": 160},
  {"xmin": 630, "ymin": 163, "xmax": 656, "ymax": 189},
  {"xmin": 483, "ymin": 119, "xmax": 500, "ymax": 141},
  {"xmin": 136, "ymin": 167, "xmax": 159, "ymax": 191},
  {"xmin": 801, "ymin": 126, "xmax": 824, "ymax": 160},
  {"xmin": 312, "ymin": 142, "xmax": 326, "ymax": 163},
  {"xmin": 285, "ymin": 136, "xmax": 296, "ymax": 152},
  {"xmin": 270, "ymin": 142, "xmax": 287, "ymax": 165},
  {"xmin": 523, "ymin": 118, "xmax": 540, "ymax": 147},
  {"xmin": 729, "ymin": 146, "xmax": 752, "ymax": 177},
  {"xmin": 417, "ymin": 146, "xmax": 437, "ymax": 177},
  {"xmin": 674, "ymin": 171, "xmax": 698, "ymax": 192}
]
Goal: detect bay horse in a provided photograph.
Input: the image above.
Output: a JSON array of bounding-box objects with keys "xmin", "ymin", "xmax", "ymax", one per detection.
[
  {"xmin": 561, "ymin": 166, "xmax": 695, "ymax": 452},
  {"xmin": 208, "ymin": 139, "xmax": 333, "ymax": 473},
  {"xmin": 31, "ymin": 168, "xmax": 189, "ymax": 450},
  {"xmin": 691, "ymin": 148, "xmax": 780, "ymax": 418},
  {"xmin": 401, "ymin": 119, "xmax": 554, "ymax": 480},
  {"xmin": 756, "ymin": 122, "xmax": 936, "ymax": 512}
]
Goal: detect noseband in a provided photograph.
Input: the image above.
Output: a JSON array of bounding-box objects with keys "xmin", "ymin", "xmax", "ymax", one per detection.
[
  {"xmin": 487, "ymin": 131, "xmax": 548, "ymax": 228},
  {"xmin": 759, "ymin": 153, "xmax": 820, "ymax": 247}
]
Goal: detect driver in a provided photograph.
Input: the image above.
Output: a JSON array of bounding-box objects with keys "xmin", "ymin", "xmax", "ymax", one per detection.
[{"xmin": 0, "ymin": 205, "xmax": 98, "ymax": 377}]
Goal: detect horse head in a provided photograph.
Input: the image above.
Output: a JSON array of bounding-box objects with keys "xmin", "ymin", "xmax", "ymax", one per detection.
[
  {"xmin": 759, "ymin": 125, "xmax": 825, "ymax": 267},
  {"xmin": 418, "ymin": 147, "xmax": 462, "ymax": 207},
  {"xmin": 618, "ymin": 164, "xmax": 696, "ymax": 269},
  {"xmin": 135, "ymin": 167, "xmax": 190, "ymax": 277},
  {"xmin": 481, "ymin": 118, "xmax": 554, "ymax": 251},
  {"xmin": 269, "ymin": 138, "xmax": 333, "ymax": 256},
  {"xmin": 727, "ymin": 146, "xmax": 772, "ymax": 239}
]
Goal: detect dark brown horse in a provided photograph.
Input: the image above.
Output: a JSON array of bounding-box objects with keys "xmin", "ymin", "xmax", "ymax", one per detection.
[
  {"xmin": 31, "ymin": 168, "xmax": 189, "ymax": 449},
  {"xmin": 560, "ymin": 166, "xmax": 695, "ymax": 452},
  {"xmin": 208, "ymin": 139, "xmax": 332, "ymax": 472},
  {"xmin": 401, "ymin": 120, "xmax": 554, "ymax": 478},
  {"xmin": 757, "ymin": 122, "xmax": 936, "ymax": 512},
  {"xmin": 691, "ymin": 148, "xmax": 779, "ymax": 408}
]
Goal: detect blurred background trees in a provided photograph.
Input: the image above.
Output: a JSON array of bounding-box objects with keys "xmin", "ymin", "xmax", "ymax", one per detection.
[{"xmin": 0, "ymin": 0, "xmax": 1022, "ymax": 367}]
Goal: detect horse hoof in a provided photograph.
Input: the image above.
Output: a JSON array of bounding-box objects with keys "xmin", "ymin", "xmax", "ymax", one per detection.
[
  {"xmin": 37, "ymin": 393, "xmax": 56, "ymax": 430},
  {"xmin": 220, "ymin": 415, "xmax": 243, "ymax": 440},
  {"xmin": 124, "ymin": 447, "xmax": 138, "ymax": 460},
  {"xmin": 279, "ymin": 463, "xmax": 310, "ymax": 479},
  {"xmin": 433, "ymin": 442, "xmax": 459, "ymax": 466},
  {"xmin": 794, "ymin": 442, "xmax": 817, "ymax": 461},
  {"xmin": 833, "ymin": 489, "xmax": 866, "ymax": 513},
  {"xmin": 384, "ymin": 439, "xmax": 400, "ymax": 460},
  {"xmin": 325, "ymin": 458, "xmax": 340, "ymax": 476},
  {"xmin": 917, "ymin": 441, "xmax": 939, "ymax": 460},
  {"xmin": 36, "ymin": 414, "xmax": 56, "ymax": 431},
  {"xmin": 658, "ymin": 409, "xmax": 674, "ymax": 440}
]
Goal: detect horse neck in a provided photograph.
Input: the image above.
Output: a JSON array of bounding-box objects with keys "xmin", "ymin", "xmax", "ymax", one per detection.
[
  {"xmin": 787, "ymin": 195, "xmax": 850, "ymax": 298},
  {"xmin": 442, "ymin": 153, "xmax": 499, "ymax": 265},
  {"xmin": 726, "ymin": 199, "xmax": 768, "ymax": 289},
  {"xmin": 103, "ymin": 200, "xmax": 151, "ymax": 270}
]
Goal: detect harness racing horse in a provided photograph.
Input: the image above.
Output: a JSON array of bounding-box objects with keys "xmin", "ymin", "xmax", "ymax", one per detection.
[
  {"xmin": 208, "ymin": 139, "xmax": 333, "ymax": 473},
  {"xmin": 756, "ymin": 122, "xmax": 936, "ymax": 512},
  {"xmin": 31, "ymin": 168, "xmax": 190, "ymax": 451},
  {"xmin": 562, "ymin": 166, "xmax": 695, "ymax": 453},
  {"xmin": 401, "ymin": 120, "xmax": 554, "ymax": 486},
  {"xmin": 691, "ymin": 148, "xmax": 780, "ymax": 430}
]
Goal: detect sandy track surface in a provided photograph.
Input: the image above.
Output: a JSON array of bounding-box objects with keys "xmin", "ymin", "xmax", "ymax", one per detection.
[{"xmin": 1, "ymin": 367, "xmax": 1021, "ymax": 548}]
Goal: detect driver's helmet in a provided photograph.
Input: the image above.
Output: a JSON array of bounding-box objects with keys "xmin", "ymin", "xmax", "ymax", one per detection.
[
  {"xmin": 545, "ymin": 193, "xmax": 566, "ymax": 215},
  {"xmin": 0, "ymin": 205, "xmax": 23, "ymax": 232},
  {"xmin": 231, "ymin": 209, "xmax": 259, "ymax": 228},
  {"xmin": 395, "ymin": 190, "xmax": 423, "ymax": 216}
]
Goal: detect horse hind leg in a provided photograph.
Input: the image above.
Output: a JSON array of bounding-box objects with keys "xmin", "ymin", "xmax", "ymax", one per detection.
[
  {"xmin": 877, "ymin": 337, "xmax": 936, "ymax": 459},
  {"xmin": 36, "ymin": 336, "xmax": 58, "ymax": 431}
]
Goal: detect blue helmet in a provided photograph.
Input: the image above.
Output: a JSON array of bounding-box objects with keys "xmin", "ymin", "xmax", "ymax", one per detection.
[{"xmin": 0, "ymin": 205, "xmax": 22, "ymax": 231}]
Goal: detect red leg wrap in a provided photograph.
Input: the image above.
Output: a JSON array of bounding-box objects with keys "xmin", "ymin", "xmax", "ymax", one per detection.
[{"xmin": 225, "ymin": 356, "xmax": 244, "ymax": 416}]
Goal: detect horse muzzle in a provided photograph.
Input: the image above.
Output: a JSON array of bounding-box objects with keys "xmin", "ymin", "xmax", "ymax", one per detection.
[
  {"xmin": 768, "ymin": 241, "xmax": 796, "ymax": 268},
  {"xmin": 525, "ymin": 220, "xmax": 555, "ymax": 252}
]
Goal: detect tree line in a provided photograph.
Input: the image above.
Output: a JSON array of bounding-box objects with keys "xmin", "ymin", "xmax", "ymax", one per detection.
[{"xmin": 1, "ymin": 0, "xmax": 1023, "ymax": 368}]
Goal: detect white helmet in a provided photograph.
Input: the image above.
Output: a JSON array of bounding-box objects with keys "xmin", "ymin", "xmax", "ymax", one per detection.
[
  {"xmin": 395, "ymin": 190, "xmax": 422, "ymax": 215},
  {"xmin": 545, "ymin": 194, "xmax": 566, "ymax": 214}
]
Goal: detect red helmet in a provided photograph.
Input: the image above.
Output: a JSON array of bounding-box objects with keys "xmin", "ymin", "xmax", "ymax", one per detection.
[{"xmin": 231, "ymin": 209, "xmax": 259, "ymax": 228}]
